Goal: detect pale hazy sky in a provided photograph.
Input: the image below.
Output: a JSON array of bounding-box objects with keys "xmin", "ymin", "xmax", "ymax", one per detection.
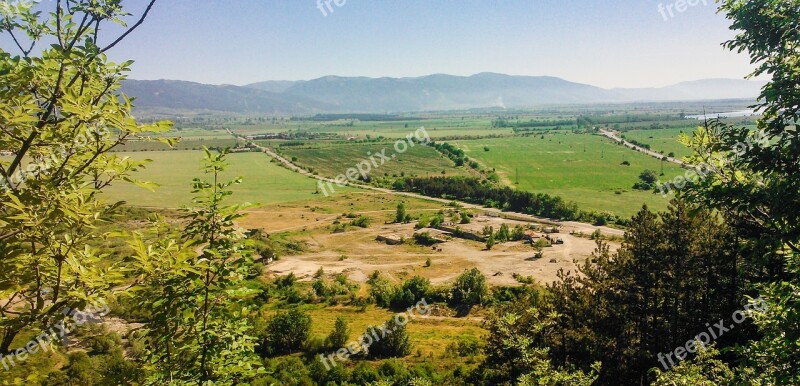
[{"xmin": 4, "ymin": 0, "xmax": 758, "ymax": 88}]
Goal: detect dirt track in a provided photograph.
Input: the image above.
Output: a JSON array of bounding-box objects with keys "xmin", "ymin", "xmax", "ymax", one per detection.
[
  {"xmin": 228, "ymin": 128, "xmax": 626, "ymax": 238},
  {"xmin": 599, "ymin": 129, "xmax": 685, "ymax": 166}
]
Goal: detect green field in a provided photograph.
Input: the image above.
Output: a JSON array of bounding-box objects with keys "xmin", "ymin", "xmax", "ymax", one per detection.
[
  {"xmin": 229, "ymin": 117, "xmax": 512, "ymax": 139},
  {"xmin": 103, "ymin": 151, "xmax": 332, "ymax": 207},
  {"xmin": 622, "ymin": 127, "xmax": 697, "ymax": 159},
  {"xmin": 280, "ymin": 141, "xmax": 471, "ymax": 180},
  {"xmin": 452, "ymin": 133, "xmax": 686, "ymax": 217}
]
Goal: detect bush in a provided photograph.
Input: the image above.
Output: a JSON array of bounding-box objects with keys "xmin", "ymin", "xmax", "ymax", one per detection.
[
  {"xmin": 366, "ymin": 318, "xmax": 412, "ymax": 359},
  {"xmin": 639, "ymin": 169, "xmax": 658, "ymax": 184},
  {"xmin": 391, "ymin": 289, "xmax": 416, "ymax": 309},
  {"xmin": 450, "ymin": 268, "xmax": 488, "ymax": 308},
  {"xmin": 368, "ymin": 274, "xmax": 398, "ymax": 308},
  {"xmin": 395, "ymin": 203, "xmax": 407, "ymax": 223},
  {"xmin": 258, "ymin": 357, "xmax": 314, "ymax": 385},
  {"xmin": 497, "ymin": 224, "xmax": 510, "ymax": 242},
  {"xmin": 485, "ymin": 233, "xmax": 496, "ymax": 250},
  {"xmin": 447, "ymin": 336, "xmax": 482, "ymax": 357},
  {"xmin": 350, "ymin": 215, "xmax": 371, "ymax": 228},
  {"xmin": 413, "ymin": 232, "xmax": 438, "ymax": 246},
  {"xmin": 351, "ymin": 362, "xmax": 380, "ymax": 384},
  {"xmin": 275, "ymin": 272, "xmax": 297, "ymax": 289},
  {"xmin": 429, "ymin": 214, "xmax": 445, "ymax": 228},
  {"xmin": 87, "ymin": 330, "xmax": 123, "ymax": 355},
  {"xmin": 326, "ymin": 317, "xmax": 350, "ymax": 349},
  {"xmin": 259, "ymin": 309, "xmax": 312, "ymax": 356},
  {"xmin": 400, "ymin": 276, "xmax": 431, "ymax": 304},
  {"xmin": 511, "ymin": 225, "xmax": 526, "ymax": 241}
]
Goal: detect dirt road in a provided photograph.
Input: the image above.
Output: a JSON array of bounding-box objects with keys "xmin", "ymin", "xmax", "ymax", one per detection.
[
  {"xmin": 228, "ymin": 128, "xmax": 625, "ymax": 238},
  {"xmin": 599, "ymin": 129, "xmax": 685, "ymax": 166}
]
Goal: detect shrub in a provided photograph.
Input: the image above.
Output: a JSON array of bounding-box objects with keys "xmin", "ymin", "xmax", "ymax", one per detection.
[
  {"xmin": 511, "ymin": 225, "xmax": 526, "ymax": 241},
  {"xmin": 368, "ymin": 274, "xmax": 398, "ymax": 308},
  {"xmin": 87, "ymin": 330, "xmax": 123, "ymax": 355},
  {"xmin": 275, "ymin": 273, "xmax": 297, "ymax": 289},
  {"xmin": 366, "ymin": 318, "xmax": 412, "ymax": 359},
  {"xmin": 351, "ymin": 216, "xmax": 371, "ymax": 228},
  {"xmin": 450, "ymin": 268, "xmax": 488, "ymax": 308},
  {"xmin": 259, "ymin": 309, "xmax": 312, "ymax": 356},
  {"xmin": 351, "ymin": 362, "xmax": 380, "ymax": 384},
  {"xmin": 414, "ymin": 232, "xmax": 438, "ymax": 246},
  {"xmin": 639, "ymin": 169, "xmax": 658, "ymax": 184},
  {"xmin": 429, "ymin": 214, "xmax": 445, "ymax": 228},
  {"xmin": 497, "ymin": 224, "xmax": 510, "ymax": 242},
  {"xmin": 485, "ymin": 233, "xmax": 496, "ymax": 250},
  {"xmin": 395, "ymin": 203, "xmax": 407, "ymax": 223},
  {"xmin": 326, "ymin": 317, "xmax": 350, "ymax": 349}
]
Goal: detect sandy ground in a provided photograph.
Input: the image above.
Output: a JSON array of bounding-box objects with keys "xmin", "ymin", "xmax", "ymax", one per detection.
[
  {"xmin": 228, "ymin": 129, "xmax": 624, "ymax": 287},
  {"xmin": 258, "ymin": 213, "xmax": 618, "ymax": 287}
]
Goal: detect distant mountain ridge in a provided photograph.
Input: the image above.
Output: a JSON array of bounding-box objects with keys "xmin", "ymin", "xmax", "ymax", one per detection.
[{"xmin": 122, "ymin": 73, "xmax": 765, "ymax": 116}]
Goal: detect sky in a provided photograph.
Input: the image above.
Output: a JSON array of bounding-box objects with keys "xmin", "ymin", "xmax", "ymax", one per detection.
[{"xmin": 4, "ymin": 0, "xmax": 757, "ymax": 89}]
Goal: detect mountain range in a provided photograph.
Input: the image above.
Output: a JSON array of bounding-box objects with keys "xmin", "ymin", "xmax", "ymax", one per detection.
[{"xmin": 121, "ymin": 73, "xmax": 765, "ymax": 116}]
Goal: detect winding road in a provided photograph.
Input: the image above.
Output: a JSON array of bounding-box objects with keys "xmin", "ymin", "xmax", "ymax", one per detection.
[
  {"xmin": 599, "ymin": 129, "xmax": 685, "ymax": 166},
  {"xmin": 228, "ymin": 128, "xmax": 625, "ymax": 237}
]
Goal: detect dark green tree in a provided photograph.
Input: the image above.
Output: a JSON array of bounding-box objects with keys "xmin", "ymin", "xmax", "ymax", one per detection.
[
  {"xmin": 365, "ymin": 318, "xmax": 412, "ymax": 359},
  {"xmin": 326, "ymin": 317, "xmax": 350, "ymax": 349},
  {"xmin": 395, "ymin": 202, "xmax": 407, "ymax": 223},
  {"xmin": 451, "ymin": 268, "xmax": 489, "ymax": 308},
  {"xmin": 260, "ymin": 308, "xmax": 312, "ymax": 356},
  {"xmin": 678, "ymin": 1, "xmax": 800, "ymax": 383}
]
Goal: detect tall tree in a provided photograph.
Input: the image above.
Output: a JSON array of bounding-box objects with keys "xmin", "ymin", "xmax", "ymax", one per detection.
[
  {"xmin": 0, "ymin": 0, "xmax": 167, "ymax": 357},
  {"xmin": 129, "ymin": 150, "xmax": 263, "ymax": 384},
  {"xmin": 540, "ymin": 202, "xmax": 743, "ymax": 384},
  {"xmin": 680, "ymin": 1, "xmax": 800, "ymax": 383}
]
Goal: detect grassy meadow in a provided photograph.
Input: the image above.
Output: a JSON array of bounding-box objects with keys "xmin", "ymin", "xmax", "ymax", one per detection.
[
  {"xmin": 103, "ymin": 151, "xmax": 331, "ymax": 207},
  {"xmin": 280, "ymin": 141, "xmax": 471, "ymax": 180},
  {"xmin": 622, "ymin": 127, "xmax": 696, "ymax": 159},
  {"xmin": 229, "ymin": 117, "xmax": 511, "ymax": 139},
  {"xmin": 451, "ymin": 133, "xmax": 686, "ymax": 216}
]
